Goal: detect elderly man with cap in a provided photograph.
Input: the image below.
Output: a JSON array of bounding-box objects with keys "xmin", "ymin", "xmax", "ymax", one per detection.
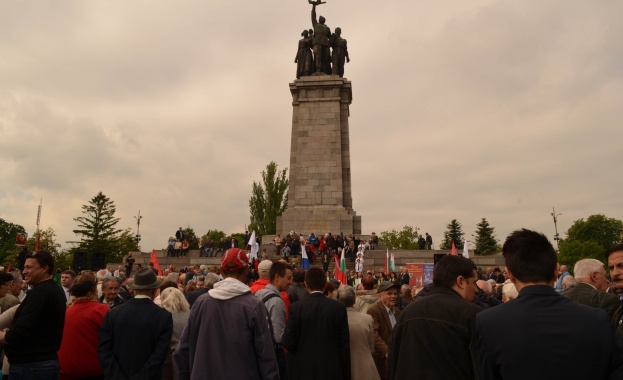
[
  {"xmin": 174, "ymin": 248, "xmax": 279, "ymax": 380},
  {"xmin": 367, "ymin": 281, "xmax": 401, "ymax": 380},
  {"xmin": 98, "ymin": 268, "xmax": 173, "ymax": 380}
]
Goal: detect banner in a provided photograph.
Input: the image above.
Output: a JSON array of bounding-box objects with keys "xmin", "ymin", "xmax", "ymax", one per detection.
[
  {"xmin": 15, "ymin": 233, "xmax": 27, "ymax": 246},
  {"xmin": 407, "ymin": 263, "xmax": 434, "ymax": 289}
]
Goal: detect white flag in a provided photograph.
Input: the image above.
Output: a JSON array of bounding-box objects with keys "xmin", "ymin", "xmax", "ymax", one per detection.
[
  {"xmin": 463, "ymin": 239, "xmax": 469, "ymax": 259},
  {"xmin": 249, "ymin": 231, "xmax": 259, "ymax": 259}
]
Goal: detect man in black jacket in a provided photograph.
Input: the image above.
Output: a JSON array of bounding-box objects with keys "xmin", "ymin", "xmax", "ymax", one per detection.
[
  {"xmin": 1, "ymin": 250, "xmax": 66, "ymax": 378},
  {"xmin": 388, "ymin": 255, "xmax": 482, "ymax": 380}
]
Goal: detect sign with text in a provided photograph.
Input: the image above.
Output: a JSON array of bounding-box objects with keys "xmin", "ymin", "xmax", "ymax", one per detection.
[{"xmin": 407, "ymin": 263, "xmax": 434, "ymax": 288}]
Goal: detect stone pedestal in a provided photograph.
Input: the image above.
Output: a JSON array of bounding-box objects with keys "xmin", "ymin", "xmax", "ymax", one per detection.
[{"xmin": 276, "ymin": 75, "xmax": 361, "ymax": 236}]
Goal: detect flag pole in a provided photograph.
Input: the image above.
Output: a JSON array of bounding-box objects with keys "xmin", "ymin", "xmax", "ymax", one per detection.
[{"xmin": 35, "ymin": 198, "xmax": 42, "ymax": 251}]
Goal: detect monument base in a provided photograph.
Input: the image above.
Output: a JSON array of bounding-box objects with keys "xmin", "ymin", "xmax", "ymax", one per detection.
[{"xmin": 276, "ymin": 207, "xmax": 361, "ymax": 236}]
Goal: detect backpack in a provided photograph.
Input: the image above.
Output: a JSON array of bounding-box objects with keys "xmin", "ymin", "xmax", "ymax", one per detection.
[{"xmin": 260, "ymin": 292, "xmax": 281, "ymax": 351}]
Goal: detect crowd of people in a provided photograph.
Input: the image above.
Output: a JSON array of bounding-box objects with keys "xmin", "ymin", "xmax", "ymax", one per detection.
[{"xmin": 1, "ymin": 227, "xmax": 623, "ymax": 379}]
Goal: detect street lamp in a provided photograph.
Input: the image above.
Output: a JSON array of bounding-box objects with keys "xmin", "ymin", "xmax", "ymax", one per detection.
[
  {"xmin": 551, "ymin": 207, "xmax": 561, "ymax": 251},
  {"xmin": 134, "ymin": 210, "xmax": 143, "ymax": 250}
]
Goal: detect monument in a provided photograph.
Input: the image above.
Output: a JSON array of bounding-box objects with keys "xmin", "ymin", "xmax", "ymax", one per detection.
[{"xmin": 276, "ymin": 1, "xmax": 361, "ymax": 236}]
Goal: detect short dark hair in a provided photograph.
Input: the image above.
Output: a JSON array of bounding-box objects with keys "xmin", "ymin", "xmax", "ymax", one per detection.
[
  {"xmin": 605, "ymin": 244, "xmax": 623, "ymax": 259},
  {"xmin": 433, "ymin": 255, "xmax": 477, "ymax": 288},
  {"xmin": 270, "ymin": 262, "xmax": 292, "ymax": 282},
  {"xmin": 292, "ymin": 269, "xmax": 306, "ymax": 283},
  {"xmin": 26, "ymin": 250, "xmax": 55, "ymax": 274},
  {"xmin": 502, "ymin": 229, "xmax": 557, "ymax": 283},
  {"xmin": 70, "ymin": 280, "xmax": 96, "ymax": 298},
  {"xmin": 0, "ymin": 272, "xmax": 13, "ymax": 286},
  {"xmin": 62, "ymin": 270, "xmax": 76, "ymax": 278},
  {"xmin": 305, "ymin": 267, "xmax": 327, "ymax": 291}
]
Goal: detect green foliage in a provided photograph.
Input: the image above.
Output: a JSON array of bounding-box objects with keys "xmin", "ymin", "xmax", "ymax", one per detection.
[
  {"xmin": 231, "ymin": 233, "xmax": 245, "ymax": 249},
  {"xmin": 379, "ymin": 226, "xmax": 419, "ymax": 250},
  {"xmin": 564, "ymin": 214, "xmax": 623, "ymax": 252},
  {"xmin": 202, "ymin": 230, "xmax": 226, "ymax": 244},
  {"xmin": 473, "ymin": 218, "xmax": 500, "ymax": 256},
  {"xmin": 249, "ymin": 162, "xmax": 289, "ymax": 236},
  {"xmin": 0, "ymin": 218, "xmax": 26, "ymax": 266},
  {"xmin": 26, "ymin": 227, "xmax": 62, "ymax": 254},
  {"xmin": 557, "ymin": 240, "xmax": 605, "ymax": 271},
  {"xmin": 183, "ymin": 227, "xmax": 200, "ymax": 250},
  {"xmin": 440, "ymin": 219, "xmax": 464, "ymax": 250},
  {"xmin": 69, "ymin": 191, "xmax": 125, "ymax": 265}
]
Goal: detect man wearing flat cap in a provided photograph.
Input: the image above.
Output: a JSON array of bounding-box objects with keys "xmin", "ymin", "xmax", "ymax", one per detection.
[
  {"xmin": 98, "ymin": 268, "xmax": 173, "ymax": 380},
  {"xmin": 367, "ymin": 281, "xmax": 401, "ymax": 380}
]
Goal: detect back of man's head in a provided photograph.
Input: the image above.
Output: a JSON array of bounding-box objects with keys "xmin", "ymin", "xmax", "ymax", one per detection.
[
  {"xmin": 305, "ymin": 267, "xmax": 326, "ymax": 292},
  {"xmin": 361, "ymin": 275, "xmax": 375, "ymax": 290},
  {"xmin": 292, "ymin": 269, "xmax": 305, "ymax": 284},
  {"xmin": 270, "ymin": 261, "xmax": 292, "ymax": 282},
  {"xmin": 574, "ymin": 259, "xmax": 604, "ymax": 280},
  {"xmin": 502, "ymin": 229, "xmax": 557, "ymax": 284},
  {"xmin": 433, "ymin": 255, "xmax": 477, "ymax": 289}
]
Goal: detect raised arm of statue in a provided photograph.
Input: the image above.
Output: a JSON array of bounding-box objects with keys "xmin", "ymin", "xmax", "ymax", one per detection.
[{"xmin": 311, "ymin": 3, "xmax": 318, "ymax": 26}]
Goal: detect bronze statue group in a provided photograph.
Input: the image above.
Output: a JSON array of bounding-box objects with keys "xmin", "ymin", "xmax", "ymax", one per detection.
[{"xmin": 295, "ymin": 1, "xmax": 349, "ymax": 79}]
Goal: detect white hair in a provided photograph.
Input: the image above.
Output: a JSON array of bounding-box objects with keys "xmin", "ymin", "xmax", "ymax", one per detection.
[
  {"xmin": 477, "ymin": 280, "xmax": 492, "ymax": 295},
  {"xmin": 502, "ymin": 283, "xmax": 518, "ymax": 300},
  {"xmin": 160, "ymin": 287, "xmax": 190, "ymax": 313},
  {"xmin": 562, "ymin": 275, "xmax": 577, "ymax": 290},
  {"xmin": 573, "ymin": 259, "xmax": 605, "ymax": 279}
]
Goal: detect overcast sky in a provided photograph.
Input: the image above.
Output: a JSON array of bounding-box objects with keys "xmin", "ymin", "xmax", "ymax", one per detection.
[{"xmin": 1, "ymin": 0, "xmax": 622, "ymax": 252}]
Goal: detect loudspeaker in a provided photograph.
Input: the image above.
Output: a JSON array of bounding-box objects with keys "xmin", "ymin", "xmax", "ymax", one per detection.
[
  {"xmin": 73, "ymin": 251, "xmax": 87, "ymax": 271},
  {"xmin": 434, "ymin": 253, "xmax": 447, "ymax": 266},
  {"xmin": 92, "ymin": 252, "xmax": 106, "ymax": 271}
]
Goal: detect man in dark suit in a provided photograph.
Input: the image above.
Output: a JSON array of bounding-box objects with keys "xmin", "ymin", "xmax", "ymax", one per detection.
[
  {"xmin": 475, "ymin": 229, "xmax": 623, "ymax": 379},
  {"xmin": 562, "ymin": 258, "xmax": 620, "ymax": 321},
  {"xmin": 98, "ymin": 268, "xmax": 173, "ymax": 380},
  {"xmin": 282, "ymin": 267, "xmax": 350, "ymax": 380},
  {"xmin": 367, "ymin": 281, "xmax": 400, "ymax": 380},
  {"xmin": 387, "ymin": 255, "xmax": 482, "ymax": 380}
]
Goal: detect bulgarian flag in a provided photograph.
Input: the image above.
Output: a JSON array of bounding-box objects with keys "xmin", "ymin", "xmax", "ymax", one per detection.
[
  {"xmin": 301, "ymin": 244, "xmax": 310, "ymax": 270},
  {"xmin": 333, "ymin": 251, "xmax": 347, "ymax": 284},
  {"xmin": 389, "ymin": 253, "xmax": 395, "ymax": 272},
  {"xmin": 451, "ymin": 241, "xmax": 458, "ymax": 256},
  {"xmin": 150, "ymin": 249, "xmax": 163, "ymax": 276}
]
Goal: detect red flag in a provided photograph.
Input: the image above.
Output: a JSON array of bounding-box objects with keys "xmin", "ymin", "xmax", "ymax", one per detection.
[
  {"xmin": 451, "ymin": 241, "xmax": 458, "ymax": 256},
  {"xmin": 6, "ymin": 264, "xmax": 11, "ymax": 272},
  {"xmin": 150, "ymin": 250, "xmax": 163, "ymax": 276},
  {"xmin": 333, "ymin": 254, "xmax": 346, "ymax": 284},
  {"xmin": 384, "ymin": 249, "xmax": 389, "ymax": 273}
]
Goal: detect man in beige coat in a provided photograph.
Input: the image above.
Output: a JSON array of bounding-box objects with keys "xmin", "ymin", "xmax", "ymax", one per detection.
[
  {"xmin": 367, "ymin": 282, "xmax": 400, "ymax": 380},
  {"xmin": 337, "ymin": 285, "xmax": 380, "ymax": 380}
]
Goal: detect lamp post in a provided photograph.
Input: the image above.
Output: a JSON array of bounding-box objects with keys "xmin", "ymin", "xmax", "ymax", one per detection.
[
  {"xmin": 551, "ymin": 207, "xmax": 561, "ymax": 251},
  {"xmin": 134, "ymin": 210, "xmax": 142, "ymax": 250}
]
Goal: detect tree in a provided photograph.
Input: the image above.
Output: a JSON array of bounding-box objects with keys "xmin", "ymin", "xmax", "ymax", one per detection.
[
  {"xmin": 472, "ymin": 218, "xmax": 500, "ymax": 255},
  {"xmin": 183, "ymin": 227, "xmax": 200, "ymax": 250},
  {"xmin": 440, "ymin": 219, "xmax": 464, "ymax": 250},
  {"xmin": 564, "ymin": 214, "xmax": 623, "ymax": 252},
  {"xmin": 70, "ymin": 192, "xmax": 124, "ymax": 265},
  {"xmin": 557, "ymin": 240, "xmax": 605, "ymax": 273},
  {"xmin": 557, "ymin": 214, "xmax": 623, "ymax": 269},
  {"xmin": 249, "ymin": 162, "xmax": 288, "ymax": 236},
  {"xmin": 0, "ymin": 218, "xmax": 26, "ymax": 266},
  {"xmin": 379, "ymin": 226, "xmax": 419, "ymax": 250}
]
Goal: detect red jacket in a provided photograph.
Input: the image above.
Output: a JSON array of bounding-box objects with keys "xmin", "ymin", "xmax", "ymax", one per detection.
[{"xmin": 58, "ymin": 300, "xmax": 109, "ymax": 379}]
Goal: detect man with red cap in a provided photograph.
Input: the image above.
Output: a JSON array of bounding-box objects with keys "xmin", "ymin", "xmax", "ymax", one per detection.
[{"xmin": 174, "ymin": 248, "xmax": 279, "ymax": 380}]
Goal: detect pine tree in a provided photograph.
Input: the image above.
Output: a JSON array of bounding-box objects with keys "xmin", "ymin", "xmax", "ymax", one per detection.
[
  {"xmin": 440, "ymin": 219, "xmax": 464, "ymax": 250},
  {"xmin": 70, "ymin": 192, "xmax": 124, "ymax": 264},
  {"xmin": 472, "ymin": 217, "xmax": 499, "ymax": 255},
  {"xmin": 249, "ymin": 162, "xmax": 289, "ymax": 235}
]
